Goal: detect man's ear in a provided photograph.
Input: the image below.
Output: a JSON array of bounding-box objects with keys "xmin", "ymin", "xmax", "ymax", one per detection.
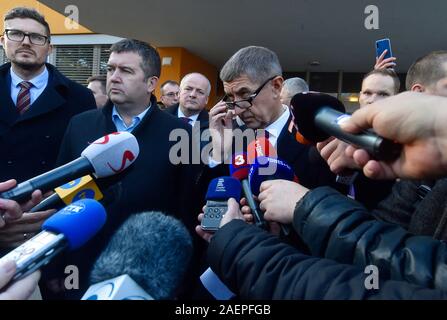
[
  {"xmin": 147, "ymin": 76, "xmax": 159, "ymax": 94},
  {"xmin": 272, "ymin": 76, "xmax": 284, "ymax": 97},
  {"xmin": 411, "ymin": 84, "xmax": 425, "ymax": 92}
]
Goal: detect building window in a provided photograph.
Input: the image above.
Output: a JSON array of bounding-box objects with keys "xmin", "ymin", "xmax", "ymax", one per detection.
[{"xmin": 52, "ymin": 44, "xmax": 110, "ymax": 85}]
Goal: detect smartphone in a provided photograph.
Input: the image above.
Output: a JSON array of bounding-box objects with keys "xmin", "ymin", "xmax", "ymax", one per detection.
[
  {"xmin": 201, "ymin": 200, "xmax": 228, "ymax": 232},
  {"xmin": 376, "ymin": 38, "xmax": 393, "ymax": 60}
]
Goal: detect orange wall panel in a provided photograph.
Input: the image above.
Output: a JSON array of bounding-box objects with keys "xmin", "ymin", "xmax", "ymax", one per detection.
[{"xmin": 0, "ymin": 0, "xmax": 92, "ymax": 34}]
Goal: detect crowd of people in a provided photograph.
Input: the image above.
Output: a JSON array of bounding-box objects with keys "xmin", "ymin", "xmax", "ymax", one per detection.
[{"xmin": 1, "ymin": 6, "xmax": 447, "ymax": 300}]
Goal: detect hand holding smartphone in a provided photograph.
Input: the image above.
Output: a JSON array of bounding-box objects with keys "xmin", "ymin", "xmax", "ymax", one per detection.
[{"xmin": 375, "ymin": 38, "xmax": 396, "ymax": 70}]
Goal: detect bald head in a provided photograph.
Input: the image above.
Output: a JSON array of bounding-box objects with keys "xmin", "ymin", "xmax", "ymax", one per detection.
[{"xmin": 179, "ymin": 73, "xmax": 211, "ymax": 116}]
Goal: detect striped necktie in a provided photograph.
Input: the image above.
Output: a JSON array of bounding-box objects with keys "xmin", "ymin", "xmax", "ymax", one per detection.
[{"xmin": 16, "ymin": 81, "xmax": 33, "ymax": 115}]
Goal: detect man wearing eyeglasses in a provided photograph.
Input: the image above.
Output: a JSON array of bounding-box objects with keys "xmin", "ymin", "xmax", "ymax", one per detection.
[
  {"xmin": 159, "ymin": 80, "xmax": 180, "ymax": 109},
  {"xmin": 209, "ymin": 46, "xmax": 341, "ymax": 191},
  {"xmin": 0, "ymin": 7, "xmax": 95, "ymax": 248}
]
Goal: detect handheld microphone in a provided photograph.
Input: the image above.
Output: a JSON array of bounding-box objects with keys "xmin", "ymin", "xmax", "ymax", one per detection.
[
  {"xmin": 30, "ymin": 175, "xmax": 103, "ymax": 213},
  {"xmin": 249, "ymin": 156, "xmax": 297, "ymax": 236},
  {"xmin": 83, "ymin": 211, "xmax": 193, "ymax": 300},
  {"xmin": 230, "ymin": 153, "xmax": 267, "ymax": 229},
  {"xmin": 248, "ymin": 156, "xmax": 297, "ymax": 197},
  {"xmin": 0, "ymin": 199, "xmax": 106, "ymax": 283},
  {"xmin": 290, "ymin": 92, "xmax": 402, "ymax": 161},
  {"xmin": 0, "ymin": 132, "xmax": 139, "ymax": 203},
  {"xmin": 200, "ymin": 177, "xmax": 242, "ymax": 232}
]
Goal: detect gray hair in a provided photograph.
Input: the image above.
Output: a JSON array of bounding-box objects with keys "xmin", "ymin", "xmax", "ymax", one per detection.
[
  {"xmin": 220, "ymin": 46, "xmax": 282, "ymax": 85},
  {"xmin": 283, "ymin": 77, "xmax": 309, "ymax": 95},
  {"xmin": 180, "ymin": 72, "xmax": 211, "ymax": 96}
]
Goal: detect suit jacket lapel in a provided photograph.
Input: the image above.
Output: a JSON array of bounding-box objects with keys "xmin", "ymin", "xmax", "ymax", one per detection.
[
  {"xmin": 0, "ymin": 69, "xmax": 18, "ymax": 135},
  {"xmin": 276, "ymin": 117, "xmax": 304, "ymax": 166}
]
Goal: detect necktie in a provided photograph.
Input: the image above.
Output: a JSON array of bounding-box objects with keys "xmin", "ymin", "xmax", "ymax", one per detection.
[
  {"xmin": 180, "ymin": 117, "xmax": 192, "ymax": 125},
  {"xmin": 16, "ymin": 81, "xmax": 33, "ymax": 115}
]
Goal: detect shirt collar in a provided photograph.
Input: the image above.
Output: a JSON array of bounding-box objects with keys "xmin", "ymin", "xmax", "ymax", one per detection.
[
  {"xmin": 264, "ymin": 105, "xmax": 290, "ymax": 147},
  {"xmin": 10, "ymin": 66, "xmax": 49, "ymax": 90},
  {"xmin": 112, "ymin": 103, "xmax": 151, "ymax": 130},
  {"xmin": 177, "ymin": 106, "xmax": 200, "ymax": 124}
]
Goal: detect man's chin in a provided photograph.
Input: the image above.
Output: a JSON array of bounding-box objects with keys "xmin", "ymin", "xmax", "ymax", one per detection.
[{"xmin": 14, "ymin": 60, "xmax": 45, "ymax": 71}]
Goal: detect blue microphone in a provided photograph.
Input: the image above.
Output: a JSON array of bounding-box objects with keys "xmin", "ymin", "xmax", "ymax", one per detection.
[
  {"xmin": 249, "ymin": 156, "xmax": 297, "ymax": 196},
  {"xmin": 249, "ymin": 157, "xmax": 297, "ymax": 236},
  {"xmin": 0, "ymin": 199, "xmax": 106, "ymax": 282},
  {"xmin": 200, "ymin": 177, "xmax": 242, "ymax": 232}
]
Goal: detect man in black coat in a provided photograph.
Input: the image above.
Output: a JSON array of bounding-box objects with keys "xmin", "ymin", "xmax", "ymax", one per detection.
[
  {"xmin": 208, "ymin": 46, "xmax": 342, "ymax": 191},
  {"xmin": 165, "ymin": 72, "xmax": 210, "ymax": 155},
  {"xmin": 0, "ymin": 7, "xmax": 95, "ymax": 183},
  {"xmin": 0, "ymin": 7, "xmax": 95, "ymax": 249},
  {"xmin": 54, "ymin": 38, "xmax": 203, "ymax": 298}
]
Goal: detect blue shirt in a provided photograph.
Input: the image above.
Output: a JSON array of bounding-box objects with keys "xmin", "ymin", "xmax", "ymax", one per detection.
[
  {"xmin": 10, "ymin": 67, "xmax": 49, "ymax": 108},
  {"xmin": 112, "ymin": 104, "xmax": 151, "ymax": 132}
]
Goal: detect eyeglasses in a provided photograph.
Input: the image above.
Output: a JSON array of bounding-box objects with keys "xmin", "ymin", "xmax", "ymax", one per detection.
[
  {"xmin": 4, "ymin": 29, "xmax": 50, "ymax": 46},
  {"xmin": 223, "ymin": 76, "xmax": 278, "ymax": 110}
]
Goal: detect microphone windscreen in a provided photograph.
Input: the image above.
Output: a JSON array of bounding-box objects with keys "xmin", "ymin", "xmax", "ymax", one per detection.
[
  {"xmin": 205, "ymin": 177, "xmax": 242, "ymax": 202},
  {"xmin": 81, "ymin": 132, "xmax": 140, "ymax": 178},
  {"xmin": 229, "ymin": 153, "xmax": 250, "ymax": 181},
  {"xmin": 42, "ymin": 199, "xmax": 107, "ymax": 250},
  {"xmin": 247, "ymin": 136, "xmax": 277, "ymax": 164},
  {"xmin": 89, "ymin": 212, "xmax": 193, "ymax": 300},
  {"xmin": 248, "ymin": 156, "xmax": 295, "ymax": 196},
  {"xmin": 290, "ymin": 92, "xmax": 345, "ymax": 142}
]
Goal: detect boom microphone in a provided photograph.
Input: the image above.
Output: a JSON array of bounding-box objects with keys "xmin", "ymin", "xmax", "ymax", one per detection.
[
  {"xmin": 83, "ymin": 212, "xmax": 193, "ymax": 300},
  {"xmin": 0, "ymin": 132, "xmax": 139, "ymax": 203},
  {"xmin": 0, "ymin": 199, "xmax": 106, "ymax": 282},
  {"xmin": 290, "ymin": 92, "xmax": 402, "ymax": 161},
  {"xmin": 30, "ymin": 175, "xmax": 103, "ymax": 213}
]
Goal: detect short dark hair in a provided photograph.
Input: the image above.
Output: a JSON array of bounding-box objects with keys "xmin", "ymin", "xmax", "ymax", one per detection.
[
  {"xmin": 161, "ymin": 80, "xmax": 179, "ymax": 92},
  {"xmin": 406, "ymin": 51, "xmax": 447, "ymax": 90},
  {"xmin": 4, "ymin": 7, "xmax": 51, "ymax": 39},
  {"xmin": 110, "ymin": 39, "xmax": 161, "ymax": 79},
  {"xmin": 362, "ymin": 69, "xmax": 400, "ymax": 94},
  {"xmin": 87, "ymin": 75, "xmax": 107, "ymax": 94}
]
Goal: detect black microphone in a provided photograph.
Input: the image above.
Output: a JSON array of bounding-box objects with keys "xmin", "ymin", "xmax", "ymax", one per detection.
[
  {"xmin": 84, "ymin": 211, "xmax": 193, "ymax": 300},
  {"xmin": 0, "ymin": 132, "xmax": 139, "ymax": 203},
  {"xmin": 291, "ymin": 92, "xmax": 402, "ymax": 161}
]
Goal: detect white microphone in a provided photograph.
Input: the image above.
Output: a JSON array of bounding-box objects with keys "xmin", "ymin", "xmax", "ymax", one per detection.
[{"xmin": 0, "ymin": 132, "xmax": 139, "ymax": 203}]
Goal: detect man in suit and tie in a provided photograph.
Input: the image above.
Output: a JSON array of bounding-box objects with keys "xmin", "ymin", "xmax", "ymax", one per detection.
[
  {"xmin": 166, "ymin": 73, "xmax": 210, "ymax": 127},
  {"xmin": 209, "ymin": 46, "xmax": 340, "ymax": 190},
  {"xmin": 0, "ymin": 7, "xmax": 95, "ymax": 183},
  {"xmin": 0, "ymin": 7, "xmax": 95, "ymax": 248}
]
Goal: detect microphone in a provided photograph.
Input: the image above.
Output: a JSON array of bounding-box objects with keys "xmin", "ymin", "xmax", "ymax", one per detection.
[
  {"xmin": 0, "ymin": 132, "xmax": 139, "ymax": 203},
  {"xmin": 230, "ymin": 153, "xmax": 267, "ymax": 229},
  {"xmin": 249, "ymin": 156, "xmax": 297, "ymax": 236},
  {"xmin": 290, "ymin": 92, "xmax": 402, "ymax": 161},
  {"xmin": 82, "ymin": 212, "xmax": 193, "ymax": 300},
  {"xmin": 247, "ymin": 135, "xmax": 277, "ymax": 164},
  {"xmin": 200, "ymin": 177, "xmax": 242, "ymax": 232},
  {"xmin": 0, "ymin": 199, "xmax": 106, "ymax": 283},
  {"xmin": 248, "ymin": 156, "xmax": 297, "ymax": 197},
  {"xmin": 30, "ymin": 175, "xmax": 103, "ymax": 212}
]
